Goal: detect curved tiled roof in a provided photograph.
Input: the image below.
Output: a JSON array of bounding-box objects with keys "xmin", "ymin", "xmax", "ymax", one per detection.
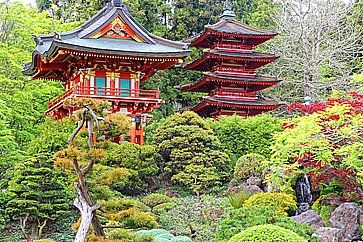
[{"xmin": 23, "ymin": 1, "xmax": 190, "ymax": 75}]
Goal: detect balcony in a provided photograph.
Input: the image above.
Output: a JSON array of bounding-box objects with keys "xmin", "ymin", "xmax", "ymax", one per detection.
[{"xmin": 46, "ymin": 85, "xmax": 162, "ymax": 114}]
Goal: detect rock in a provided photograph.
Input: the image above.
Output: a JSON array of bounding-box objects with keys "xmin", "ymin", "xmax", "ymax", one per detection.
[
  {"xmin": 290, "ymin": 210, "xmax": 324, "ymax": 228},
  {"xmin": 329, "ymin": 202, "xmax": 361, "ymax": 241},
  {"xmin": 246, "ymin": 176, "xmax": 262, "ymax": 186},
  {"xmin": 314, "ymin": 227, "xmax": 343, "ymax": 242},
  {"xmin": 228, "ymin": 184, "xmax": 263, "ymax": 195},
  {"xmin": 320, "ymin": 193, "xmax": 345, "ymax": 207}
]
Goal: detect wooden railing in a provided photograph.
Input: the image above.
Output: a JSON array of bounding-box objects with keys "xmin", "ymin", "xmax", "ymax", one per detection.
[
  {"xmin": 48, "ymin": 86, "xmax": 160, "ymax": 108},
  {"xmin": 211, "ymin": 89, "xmax": 257, "ymax": 98}
]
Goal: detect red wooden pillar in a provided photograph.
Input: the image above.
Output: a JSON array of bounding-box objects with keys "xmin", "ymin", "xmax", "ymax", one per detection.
[{"xmin": 130, "ymin": 116, "xmax": 144, "ymax": 145}]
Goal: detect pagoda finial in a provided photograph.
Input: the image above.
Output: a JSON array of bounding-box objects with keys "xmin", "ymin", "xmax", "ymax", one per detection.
[{"xmin": 221, "ymin": 0, "xmax": 236, "ymax": 19}]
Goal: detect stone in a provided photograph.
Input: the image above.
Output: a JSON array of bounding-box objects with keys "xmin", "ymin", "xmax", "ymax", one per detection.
[
  {"xmin": 313, "ymin": 227, "xmax": 343, "ymax": 242},
  {"xmin": 246, "ymin": 176, "xmax": 262, "ymax": 186},
  {"xmin": 290, "ymin": 210, "xmax": 324, "ymax": 228},
  {"xmin": 228, "ymin": 184, "xmax": 263, "ymax": 195},
  {"xmin": 329, "ymin": 202, "xmax": 361, "ymax": 241}
]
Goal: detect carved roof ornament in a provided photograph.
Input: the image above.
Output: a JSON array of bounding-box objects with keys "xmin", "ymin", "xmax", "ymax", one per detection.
[
  {"xmin": 112, "ymin": 0, "xmax": 122, "ymax": 7},
  {"xmin": 221, "ymin": 0, "xmax": 236, "ymax": 19}
]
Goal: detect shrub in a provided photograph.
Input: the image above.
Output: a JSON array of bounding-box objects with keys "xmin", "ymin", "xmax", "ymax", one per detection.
[
  {"xmin": 172, "ymin": 164, "xmax": 221, "ymax": 194},
  {"xmin": 152, "ymin": 202, "xmax": 176, "ymax": 214},
  {"xmin": 99, "ymin": 198, "xmax": 149, "ymax": 212},
  {"xmin": 233, "ymin": 153, "xmax": 267, "ymax": 182},
  {"xmin": 228, "ymin": 224, "xmax": 308, "ymax": 242},
  {"xmin": 100, "ymin": 142, "xmax": 160, "ymax": 194},
  {"xmin": 158, "ymin": 195, "xmax": 229, "ymax": 242},
  {"xmin": 142, "ymin": 193, "xmax": 172, "ymax": 208},
  {"xmin": 104, "ymin": 208, "xmax": 158, "ymax": 229},
  {"xmin": 108, "ymin": 229, "xmax": 152, "ymax": 242},
  {"xmin": 208, "ymin": 114, "xmax": 282, "ymax": 163},
  {"xmin": 244, "ymin": 193, "xmax": 297, "ymax": 216},
  {"xmin": 216, "ymin": 206, "xmax": 281, "ymax": 242},
  {"xmin": 152, "ymin": 111, "xmax": 231, "ymax": 193},
  {"xmin": 274, "ymin": 218, "xmax": 320, "ymax": 242}
]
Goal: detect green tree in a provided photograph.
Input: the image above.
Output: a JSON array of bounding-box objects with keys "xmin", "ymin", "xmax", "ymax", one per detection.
[
  {"xmin": 4, "ymin": 155, "xmax": 71, "ymax": 239},
  {"xmin": 153, "ymin": 111, "xmax": 230, "ymax": 193}
]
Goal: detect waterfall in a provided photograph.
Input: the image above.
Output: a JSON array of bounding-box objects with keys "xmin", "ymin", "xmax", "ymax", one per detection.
[{"xmin": 294, "ymin": 174, "xmax": 313, "ymax": 215}]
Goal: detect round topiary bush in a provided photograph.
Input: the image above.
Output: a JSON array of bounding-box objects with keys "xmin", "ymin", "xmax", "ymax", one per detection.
[
  {"xmin": 233, "ymin": 153, "xmax": 266, "ymax": 182},
  {"xmin": 243, "ymin": 192, "xmax": 297, "ymax": 216},
  {"xmin": 228, "ymin": 224, "xmax": 308, "ymax": 242}
]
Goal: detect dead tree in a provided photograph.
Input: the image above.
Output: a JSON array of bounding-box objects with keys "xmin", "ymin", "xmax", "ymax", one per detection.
[{"xmin": 68, "ymin": 107, "xmax": 105, "ymax": 241}]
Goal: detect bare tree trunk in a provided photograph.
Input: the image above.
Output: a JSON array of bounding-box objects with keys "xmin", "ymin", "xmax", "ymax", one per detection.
[
  {"xmin": 73, "ymin": 183, "xmax": 100, "ymax": 242},
  {"xmin": 69, "ymin": 107, "xmax": 104, "ymax": 240}
]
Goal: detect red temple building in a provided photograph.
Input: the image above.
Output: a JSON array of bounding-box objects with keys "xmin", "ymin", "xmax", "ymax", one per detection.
[
  {"xmin": 180, "ymin": 6, "xmax": 282, "ymax": 118},
  {"xmin": 23, "ymin": 0, "xmax": 189, "ymax": 144}
]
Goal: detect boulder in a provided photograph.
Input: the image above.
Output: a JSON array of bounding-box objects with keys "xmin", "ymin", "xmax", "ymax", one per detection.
[
  {"xmin": 290, "ymin": 210, "xmax": 324, "ymax": 228},
  {"xmin": 313, "ymin": 227, "xmax": 343, "ymax": 242},
  {"xmin": 246, "ymin": 176, "xmax": 262, "ymax": 187},
  {"xmin": 228, "ymin": 184, "xmax": 263, "ymax": 195},
  {"xmin": 329, "ymin": 202, "xmax": 361, "ymax": 241}
]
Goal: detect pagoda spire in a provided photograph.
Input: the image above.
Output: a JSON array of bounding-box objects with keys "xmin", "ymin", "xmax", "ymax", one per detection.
[{"xmin": 221, "ymin": 0, "xmax": 236, "ymax": 19}]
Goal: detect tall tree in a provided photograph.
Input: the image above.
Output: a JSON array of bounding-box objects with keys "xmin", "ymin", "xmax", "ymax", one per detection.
[{"xmin": 264, "ymin": 0, "xmax": 362, "ymax": 101}]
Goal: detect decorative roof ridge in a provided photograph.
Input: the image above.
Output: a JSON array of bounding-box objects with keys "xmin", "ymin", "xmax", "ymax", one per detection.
[{"xmin": 207, "ymin": 17, "xmax": 278, "ymax": 36}]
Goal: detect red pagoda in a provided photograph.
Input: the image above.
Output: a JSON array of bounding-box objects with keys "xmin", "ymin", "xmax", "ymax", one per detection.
[
  {"xmin": 23, "ymin": 0, "xmax": 189, "ymax": 144},
  {"xmin": 180, "ymin": 5, "xmax": 281, "ymax": 118}
]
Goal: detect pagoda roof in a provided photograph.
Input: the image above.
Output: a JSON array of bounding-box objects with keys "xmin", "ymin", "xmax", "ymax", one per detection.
[
  {"xmin": 184, "ymin": 11, "xmax": 278, "ymax": 48},
  {"xmin": 23, "ymin": 0, "xmax": 190, "ymax": 75},
  {"xmin": 178, "ymin": 73, "xmax": 282, "ymax": 92},
  {"xmin": 183, "ymin": 50, "xmax": 278, "ymax": 71},
  {"xmin": 187, "ymin": 96, "xmax": 280, "ymax": 117}
]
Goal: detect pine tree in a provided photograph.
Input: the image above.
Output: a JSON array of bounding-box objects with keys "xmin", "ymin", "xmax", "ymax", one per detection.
[{"xmin": 4, "ymin": 154, "xmax": 71, "ymax": 239}]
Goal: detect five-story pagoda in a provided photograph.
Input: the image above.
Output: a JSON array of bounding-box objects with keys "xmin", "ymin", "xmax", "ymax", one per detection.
[
  {"xmin": 180, "ymin": 3, "xmax": 281, "ymax": 118},
  {"xmin": 23, "ymin": 0, "xmax": 189, "ymax": 144}
]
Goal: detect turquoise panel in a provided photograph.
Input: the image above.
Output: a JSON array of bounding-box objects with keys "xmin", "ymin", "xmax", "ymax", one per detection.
[
  {"xmin": 119, "ymin": 78, "xmax": 131, "ymax": 96},
  {"xmin": 96, "ymin": 77, "xmax": 106, "ymax": 95}
]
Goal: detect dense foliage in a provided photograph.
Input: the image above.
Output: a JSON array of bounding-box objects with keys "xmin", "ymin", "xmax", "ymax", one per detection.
[
  {"xmin": 268, "ymin": 92, "xmax": 363, "ymax": 201},
  {"xmin": 153, "ymin": 111, "xmax": 230, "ymax": 194},
  {"xmin": 208, "ymin": 114, "xmax": 282, "ymax": 163},
  {"xmin": 0, "ymin": 0, "xmax": 362, "ymax": 240},
  {"xmin": 228, "ymin": 224, "xmax": 307, "ymax": 242}
]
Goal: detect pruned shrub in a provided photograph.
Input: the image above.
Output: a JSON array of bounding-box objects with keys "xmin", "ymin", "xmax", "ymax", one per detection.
[
  {"xmin": 152, "ymin": 111, "xmax": 231, "ymax": 193},
  {"xmin": 104, "ymin": 208, "xmax": 158, "ymax": 229},
  {"xmin": 99, "ymin": 198, "xmax": 149, "ymax": 212},
  {"xmin": 244, "ymin": 192, "xmax": 297, "ymax": 216},
  {"xmin": 142, "ymin": 193, "xmax": 172, "ymax": 208},
  {"xmin": 216, "ymin": 206, "xmax": 281, "ymax": 242},
  {"xmin": 233, "ymin": 153, "xmax": 267, "ymax": 182},
  {"xmin": 152, "ymin": 202, "xmax": 176, "ymax": 214},
  {"xmin": 228, "ymin": 224, "xmax": 307, "ymax": 242},
  {"xmin": 274, "ymin": 218, "xmax": 320, "ymax": 241},
  {"xmin": 108, "ymin": 229, "xmax": 152, "ymax": 242}
]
